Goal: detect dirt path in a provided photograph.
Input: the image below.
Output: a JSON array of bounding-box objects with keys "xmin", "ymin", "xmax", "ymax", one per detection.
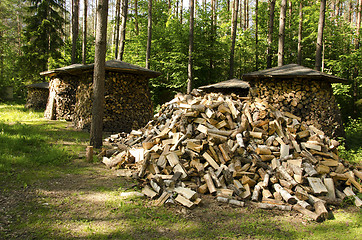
[{"xmin": 1, "ymin": 158, "xmax": 360, "ymax": 239}]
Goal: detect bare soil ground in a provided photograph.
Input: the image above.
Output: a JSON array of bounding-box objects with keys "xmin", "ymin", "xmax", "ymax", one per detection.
[{"xmin": 1, "ymin": 158, "xmax": 360, "ymax": 239}]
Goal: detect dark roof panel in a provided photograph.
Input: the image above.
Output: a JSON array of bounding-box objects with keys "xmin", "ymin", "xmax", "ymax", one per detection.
[
  {"xmin": 40, "ymin": 60, "xmax": 161, "ymax": 78},
  {"xmin": 199, "ymin": 79, "xmax": 250, "ymax": 90},
  {"xmin": 242, "ymin": 64, "xmax": 346, "ymax": 83},
  {"xmin": 26, "ymin": 82, "xmax": 49, "ymax": 89}
]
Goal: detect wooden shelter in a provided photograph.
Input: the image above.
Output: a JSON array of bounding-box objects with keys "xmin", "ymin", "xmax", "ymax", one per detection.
[
  {"xmin": 41, "ymin": 60, "xmax": 161, "ymax": 132},
  {"xmin": 243, "ymin": 64, "xmax": 346, "ymax": 138},
  {"xmin": 198, "ymin": 79, "xmax": 250, "ymax": 96},
  {"xmin": 25, "ymin": 82, "xmax": 49, "ymax": 109}
]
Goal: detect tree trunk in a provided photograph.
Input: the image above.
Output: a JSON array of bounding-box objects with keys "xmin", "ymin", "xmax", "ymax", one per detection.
[
  {"xmin": 229, "ymin": 0, "xmax": 239, "ymax": 79},
  {"xmin": 82, "ymin": 0, "xmax": 88, "ymax": 64},
  {"xmin": 267, "ymin": 0, "xmax": 276, "ymax": 68},
  {"xmin": 180, "ymin": 0, "xmax": 183, "ymax": 24},
  {"xmin": 135, "ymin": 0, "xmax": 139, "ymax": 35},
  {"xmin": 90, "ymin": 0, "xmax": 108, "ymax": 148},
  {"xmin": 356, "ymin": 0, "xmax": 362, "ymax": 49},
  {"xmin": 187, "ymin": 0, "xmax": 194, "ymax": 94},
  {"xmin": 278, "ymin": 0, "xmax": 287, "ymax": 66},
  {"xmin": 114, "ymin": 0, "xmax": 121, "ymax": 59},
  {"xmin": 72, "ymin": 0, "xmax": 80, "ymax": 64},
  {"xmin": 244, "ymin": 0, "xmax": 247, "ymax": 30},
  {"xmin": 315, "ymin": 0, "xmax": 326, "ymax": 71},
  {"xmin": 255, "ymin": 0, "xmax": 258, "ymax": 70},
  {"xmin": 146, "ymin": 0, "xmax": 152, "ymax": 69},
  {"xmin": 297, "ymin": 0, "xmax": 303, "ymax": 65},
  {"xmin": 119, "ymin": 0, "xmax": 128, "ymax": 61}
]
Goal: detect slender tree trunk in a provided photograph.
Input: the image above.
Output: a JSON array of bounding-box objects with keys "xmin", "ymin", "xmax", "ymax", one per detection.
[
  {"xmin": 239, "ymin": 0, "xmax": 243, "ymax": 29},
  {"xmin": 278, "ymin": 0, "xmax": 287, "ymax": 66},
  {"xmin": 94, "ymin": 0, "xmax": 98, "ymax": 36},
  {"xmin": 209, "ymin": 0, "xmax": 216, "ymax": 81},
  {"xmin": 315, "ymin": 0, "xmax": 326, "ymax": 71},
  {"xmin": 244, "ymin": 0, "xmax": 247, "ymax": 30},
  {"xmin": 90, "ymin": 0, "xmax": 108, "ymax": 148},
  {"xmin": 267, "ymin": 0, "xmax": 276, "ymax": 68},
  {"xmin": 135, "ymin": 0, "xmax": 139, "ymax": 35},
  {"xmin": 72, "ymin": 0, "xmax": 80, "ymax": 64},
  {"xmin": 297, "ymin": 0, "xmax": 303, "ymax": 65},
  {"xmin": 146, "ymin": 0, "xmax": 152, "ymax": 69},
  {"xmin": 180, "ymin": 0, "xmax": 183, "ymax": 24},
  {"xmin": 229, "ymin": 0, "xmax": 239, "ymax": 79},
  {"xmin": 82, "ymin": 0, "xmax": 88, "ymax": 64},
  {"xmin": 356, "ymin": 0, "xmax": 362, "ymax": 49},
  {"xmin": 176, "ymin": 0, "xmax": 179, "ymax": 18},
  {"xmin": 255, "ymin": 0, "xmax": 259, "ymax": 70},
  {"xmin": 114, "ymin": 0, "xmax": 121, "ymax": 59},
  {"xmin": 246, "ymin": 0, "xmax": 249, "ymax": 29},
  {"xmin": 119, "ymin": 0, "xmax": 128, "ymax": 61},
  {"xmin": 347, "ymin": 0, "xmax": 352, "ymax": 24},
  {"xmin": 187, "ymin": 0, "xmax": 194, "ymax": 94}
]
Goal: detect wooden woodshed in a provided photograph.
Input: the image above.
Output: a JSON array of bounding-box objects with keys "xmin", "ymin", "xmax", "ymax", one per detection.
[
  {"xmin": 40, "ymin": 60, "xmax": 161, "ymax": 133},
  {"xmin": 242, "ymin": 64, "xmax": 346, "ymax": 138},
  {"xmin": 198, "ymin": 79, "xmax": 250, "ymax": 97},
  {"xmin": 25, "ymin": 82, "xmax": 49, "ymax": 109}
]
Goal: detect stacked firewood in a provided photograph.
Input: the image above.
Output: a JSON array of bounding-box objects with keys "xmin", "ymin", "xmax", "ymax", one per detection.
[
  {"xmin": 73, "ymin": 72, "xmax": 153, "ymax": 132},
  {"xmin": 25, "ymin": 88, "xmax": 49, "ymax": 109},
  {"xmin": 44, "ymin": 76, "xmax": 78, "ymax": 121},
  {"xmin": 250, "ymin": 79, "xmax": 344, "ymax": 138},
  {"xmin": 102, "ymin": 91, "xmax": 362, "ymax": 222}
]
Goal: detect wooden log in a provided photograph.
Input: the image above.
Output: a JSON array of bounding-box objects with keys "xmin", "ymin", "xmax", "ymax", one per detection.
[
  {"xmin": 255, "ymin": 202, "xmax": 292, "ymax": 211},
  {"xmin": 142, "ymin": 185, "xmax": 158, "ymax": 199},
  {"xmin": 204, "ymin": 173, "xmax": 217, "ymax": 195},
  {"xmin": 202, "ymin": 152, "xmax": 220, "ymax": 170},
  {"xmin": 343, "ymin": 187, "xmax": 362, "ymax": 207},
  {"xmin": 293, "ymin": 204, "xmax": 324, "ymax": 222},
  {"xmin": 251, "ymin": 184, "xmax": 262, "ymax": 202},
  {"xmin": 86, "ymin": 146, "xmax": 93, "ymax": 162},
  {"xmin": 273, "ymin": 183, "xmax": 297, "ymax": 204},
  {"xmin": 175, "ymin": 194, "xmax": 195, "ymax": 208},
  {"xmin": 300, "ymin": 150, "xmax": 318, "ymax": 164},
  {"xmin": 153, "ymin": 192, "xmax": 171, "ymax": 206},
  {"xmin": 174, "ymin": 187, "xmax": 197, "ymax": 200},
  {"xmin": 229, "ymin": 199, "xmax": 245, "ymax": 207},
  {"xmin": 323, "ymin": 178, "xmax": 336, "ymax": 200},
  {"xmin": 277, "ymin": 165, "xmax": 298, "ymax": 187},
  {"xmin": 307, "ymin": 177, "xmax": 328, "ymax": 195},
  {"xmin": 314, "ymin": 201, "xmax": 328, "ymax": 221},
  {"xmin": 303, "ymin": 162, "xmax": 318, "ymax": 177},
  {"xmin": 345, "ymin": 171, "xmax": 362, "ymax": 193}
]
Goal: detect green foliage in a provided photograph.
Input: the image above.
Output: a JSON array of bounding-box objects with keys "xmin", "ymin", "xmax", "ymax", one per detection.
[
  {"xmin": 19, "ymin": 0, "xmax": 66, "ymax": 83},
  {"xmin": 338, "ymin": 117, "xmax": 362, "ymax": 164}
]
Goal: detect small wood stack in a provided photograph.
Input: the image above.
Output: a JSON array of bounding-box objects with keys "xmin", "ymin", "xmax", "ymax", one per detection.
[
  {"xmin": 25, "ymin": 82, "xmax": 49, "ymax": 109},
  {"xmin": 72, "ymin": 72, "xmax": 153, "ymax": 132},
  {"xmin": 44, "ymin": 76, "xmax": 78, "ymax": 121},
  {"xmin": 103, "ymin": 91, "xmax": 362, "ymax": 222}
]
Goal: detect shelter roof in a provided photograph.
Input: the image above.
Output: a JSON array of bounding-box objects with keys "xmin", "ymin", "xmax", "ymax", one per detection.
[
  {"xmin": 242, "ymin": 64, "xmax": 346, "ymax": 83},
  {"xmin": 26, "ymin": 82, "xmax": 49, "ymax": 89},
  {"xmin": 199, "ymin": 79, "xmax": 250, "ymax": 90},
  {"xmin": 40, "ymin": 60, "xmax": 161, "ymax": 78}
]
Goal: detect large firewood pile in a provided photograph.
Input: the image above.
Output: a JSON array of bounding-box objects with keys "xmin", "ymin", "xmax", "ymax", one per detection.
[{"xmin": 102, "ymin": 91, "xmax": 362, "ymax": 222}]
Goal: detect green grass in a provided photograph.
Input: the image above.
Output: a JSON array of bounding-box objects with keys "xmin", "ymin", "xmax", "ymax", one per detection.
[{"xmin": 338, "ymin": 117, "xmax": 362, "ymax": 164}]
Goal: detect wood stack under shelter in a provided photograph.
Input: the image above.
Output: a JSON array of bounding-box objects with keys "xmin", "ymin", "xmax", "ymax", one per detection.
[
  {"xmin": 41, "ymin": 60, "xmax": 161, "ymax": 132},
  {"xmin": 198, "ymin": 79, "xmax": 250, "ymax": 97},
  {"xmin": 25, "ymin": 82, "xmax": 49, "ymax": 109},
  {"xmin": 243, "ymin": 64, "xmax": 346, "ymax": 138}
]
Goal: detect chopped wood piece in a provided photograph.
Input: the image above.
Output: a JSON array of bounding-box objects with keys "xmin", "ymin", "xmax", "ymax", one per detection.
[
  {"xmin": 153, "ymin": 192, "xmax": 171, "ymax": 206},
  {"xmin": 273, "ymin": 183, "xmax": 297, "ymax": 204},
  {"xmin": 204, "ymin": 173, "xmax": 217, "ymax": 195},
  {"xmin": 323, "ymin": 178, "xmax": 336, "ymax": 200},
  {"xmin": 255, "ymin": 202, "xmax": 292, "ymax": 211},
  {"xmin": 293, "ymin": 204, "xmax": 324, "ymax": 222},
  {"xmin": 314, "ymin": 201, "xmax": 328, "ymax": 221},
  {"xmin": 307, "ymin": 177, "xmax": 328, "ymax": 195},
  {"xmin": 175, "ymin": 194, "xmax": 195, "ymax": 209},
  {"xmin": 142, "ymin": 186, "xmax": 158, "ymax": 199},
  {"xmin": 229, "ymin": 199, "xmax": 245, "ymax": 207},
  {"xmin": 174, "ymin": 187, "xmax": 197, "ymax": 200},
  {"xmin": 343, "ymin": 187, "xmax": 362, "ymax": 207},
  {"xmin": 202, "ymin": 152, "xmax": 220, "ymax": 170}
]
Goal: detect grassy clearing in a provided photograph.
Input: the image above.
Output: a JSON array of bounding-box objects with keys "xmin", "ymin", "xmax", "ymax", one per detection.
[{"xmin": 0, "ymin": 102, "xmax": 361, "ymax": 239}]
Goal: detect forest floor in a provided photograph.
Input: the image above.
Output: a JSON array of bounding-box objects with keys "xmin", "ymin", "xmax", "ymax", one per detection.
[{"xmin": 0, "ymin": 103, "xmax": 361, "ymax": 239}]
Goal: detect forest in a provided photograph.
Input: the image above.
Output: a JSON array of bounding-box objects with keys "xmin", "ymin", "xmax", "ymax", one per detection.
[{"xmin": 0, "ymin": 0, "xmax": 361, "ymax": 124}]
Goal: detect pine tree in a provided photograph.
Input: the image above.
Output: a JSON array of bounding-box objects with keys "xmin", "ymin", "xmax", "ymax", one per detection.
[{"xmin": 21, "ymin": 0, "xmax": 65, "ymax": 81}]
